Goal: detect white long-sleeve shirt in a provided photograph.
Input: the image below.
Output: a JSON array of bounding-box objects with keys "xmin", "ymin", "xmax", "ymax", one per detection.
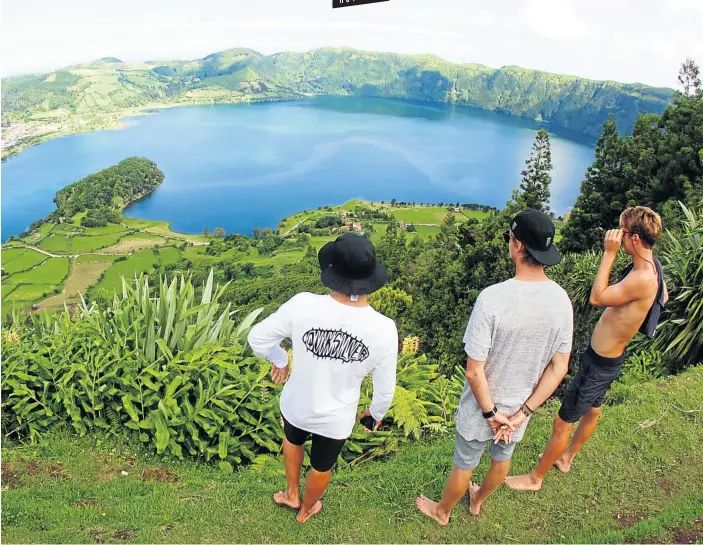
[{"xmin": 248, "ymin": 292, "xmax": 398, "ymax": 440}]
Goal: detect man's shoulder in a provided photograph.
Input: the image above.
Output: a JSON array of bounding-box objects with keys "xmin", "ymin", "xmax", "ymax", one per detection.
[
  {"xmin": 620, "ymin": 266, "xmax": 659, "ymax": 298},
  {"xmin": 285, "ymin": 292, "xmax": 321, "ymax": 307},
  {"xmin": 368, "ymin": 306, "xmax": 399, "ymax": 333},
  {"xmin": 477, "ymin": 280, "xmax": 513, "ymax": 300},
  {"xmin": 545, "ymin": 281, "xmax": 572, "ymax": 305}
]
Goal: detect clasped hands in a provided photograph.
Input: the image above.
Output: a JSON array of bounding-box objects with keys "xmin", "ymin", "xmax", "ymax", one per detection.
[{"xmin": 487, "ymin": 408, "xmax": 528, "ymax": 444}]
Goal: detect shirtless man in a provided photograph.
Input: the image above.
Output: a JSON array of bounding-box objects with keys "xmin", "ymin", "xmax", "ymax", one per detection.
[{"xmin": 506, "ymin": 206, "xmax": 668, "ymax": 492}]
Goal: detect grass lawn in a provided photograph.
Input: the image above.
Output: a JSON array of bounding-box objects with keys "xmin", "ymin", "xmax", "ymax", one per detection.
[
  {"xmin": 38, "ymin": 233, "xmax": 125, "ymax": 254},
  {"xmin": 391, "ymin": 206, "xmax": 467, "ymax": 224},
  {"xmin": 82, "ymin": 224, "xmax": 130, "ymax": 236},
  {"xmin": 157, "ymin": 247, "xmax": 183, "ymax": 266},
  {"xmin": 2, "ymin": 368, "xmax": 702, "ymax": 544},
  {"xmin": 71, "ymin": 211, "xmax": 87, "ymax": 225},
  {"xmin": 2, "ymin": 284, "xmax": 18, "ymax": 299},
  {"xmin": 1, "ymin": 248, "xmax": 47, "ymax": 274},
  {"xmin": 90, "ymin": 250, "xmax": 160, "ymax": 296},
  {"xmin": 2, "ymin": 283, "xmax": 57, "ymax": 303},
  {"xmin": 89, "ymin": 247, "xmax": 182, "ymax": 296},
  {"xmin": 4, "ymin": 257, "xmax": 70, "ymax": 285},
  {"xmin": 70, "ymin": 233, "xmax": 126, "ymax": 253},
  {"xmin": 38, "ymin": 235, "xmax": 73, "ymax": 254},
  {"xmin": 101, "ymin": 233, "xmax": 167, "ymax": 254},
  {"xmin": 413, "ymin": 225, "xmax": 441, "ymax": 238},
  {"xmin": 52, "ymin": 224, "xmax": 84, "ymax": 235}
]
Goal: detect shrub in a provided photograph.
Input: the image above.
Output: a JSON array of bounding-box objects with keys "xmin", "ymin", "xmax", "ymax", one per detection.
[
  {"xmin": 652, "ymin": 203, "xmax": 703, "ymax": 370},
  {"xmin": 1, "ymin": 268, "xmax": 462, "ymax": 470}
]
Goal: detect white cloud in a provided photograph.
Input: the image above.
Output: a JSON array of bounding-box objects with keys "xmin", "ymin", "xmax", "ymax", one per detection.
[
  {"xmin": 518, "ymin": 0, "xmax": 595, "ymax": 41},
  {"xmin": 0, "ymin": 0, "xmax": 701, "ymax": 87}
]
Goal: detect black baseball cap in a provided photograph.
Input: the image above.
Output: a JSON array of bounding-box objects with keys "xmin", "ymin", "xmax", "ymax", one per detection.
[
  {"xmin": 510, "ymin": 209, "xmax": 561, "ymax": 266},
  {"xmin": 318, "ymin": 234, "xmax": 388, "ymax": 295}
]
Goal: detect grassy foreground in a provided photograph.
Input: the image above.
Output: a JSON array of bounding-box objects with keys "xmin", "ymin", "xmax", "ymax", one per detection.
[{"xmin": 2, "ymin": 368, "xmax": 702, "ymax": 544}]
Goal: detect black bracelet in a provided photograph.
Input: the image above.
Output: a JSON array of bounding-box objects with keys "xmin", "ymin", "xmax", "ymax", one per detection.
[
  {"xmin": 482, "ymin": 406, "xmax": 497, "ymax": 419},
  {"xmin": 521, "ymin": 403, "xmax": 534, "ymax": 416}
]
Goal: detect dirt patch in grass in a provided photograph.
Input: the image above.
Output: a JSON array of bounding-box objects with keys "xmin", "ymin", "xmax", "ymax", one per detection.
[
  {"xmin": 95, "ymin": 455, "xmax": 119, "ymax": 482},
  {"xmin": 140, "ymin": 467, "xmax": 178, "ymax": 483},
  {"xmin": 89, "ymin": 527, "xmax": 106, "ymax": 538},
  {"xmin": 1, "ymin": 462, "xmax": 24, "ymax": 489},
  {"xmin": 161, "ymin": 523, "xmax": 175, "ymax": 536},
  {"xmin": 112, "ymin": 529, "xmax": 136, "ymax": 540},
  {"xmin": 47, "ymin": 463, "xmax": 67, "ymax": 480},
  {"xmin": 673, "ymin": 519, "xmax": 703, "ymax": 544},
  {"xmin": 26, "ymin": 460, "xmax": 38, "ymax": 476},
  {"xmin": 617, "ymin": 512, "xmax": 646, "ymax": 527},
  {"xmin": 657, "ymin": 476, "xmax": 677, "ymax": 497}
]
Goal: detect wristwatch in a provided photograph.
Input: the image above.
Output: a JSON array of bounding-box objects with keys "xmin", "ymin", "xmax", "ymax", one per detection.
[{"xmin": 482, "ymin": 406, "xmax": 498, "ymax": 419}]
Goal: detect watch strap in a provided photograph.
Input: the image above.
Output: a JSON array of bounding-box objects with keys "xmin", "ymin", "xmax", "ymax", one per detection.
[{"xmin": 482, "ymin": 406, "xmax": 497, "ymax": 419}]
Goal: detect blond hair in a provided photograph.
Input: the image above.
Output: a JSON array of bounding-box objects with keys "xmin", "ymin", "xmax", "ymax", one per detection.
[{"xmin": 620, "ymin": 206, "xmax": 662, "ymax": 248}]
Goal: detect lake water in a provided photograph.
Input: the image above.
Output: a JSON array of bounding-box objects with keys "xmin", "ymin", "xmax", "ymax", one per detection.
[{"xmin": 1, "ymin": 97, "xmax": 595, "ymax": 241}]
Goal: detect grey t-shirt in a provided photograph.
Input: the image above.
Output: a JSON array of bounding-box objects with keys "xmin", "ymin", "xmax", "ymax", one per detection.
[{"xmin": 456, "ymin": 278, "xmax": 573, "ymax": 442}]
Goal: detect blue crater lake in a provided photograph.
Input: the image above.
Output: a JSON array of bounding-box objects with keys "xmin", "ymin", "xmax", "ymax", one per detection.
[{"xmin": 1, "ymin": 97, "xmax": 595, "ymax": 241}]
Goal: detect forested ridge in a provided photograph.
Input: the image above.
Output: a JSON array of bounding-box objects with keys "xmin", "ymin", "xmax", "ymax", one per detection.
[{"xmin": 2, "ymin": 47, "xmax": 672, "ymax": 151}]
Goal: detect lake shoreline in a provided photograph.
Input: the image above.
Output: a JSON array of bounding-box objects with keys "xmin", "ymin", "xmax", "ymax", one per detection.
[
  {"xmin": 3, "ymin": 97, "xmax": 595, "ymax": 240},
  {"xmin": 1, "ymin": 94, "xmax": 597, "ymax": 163}
]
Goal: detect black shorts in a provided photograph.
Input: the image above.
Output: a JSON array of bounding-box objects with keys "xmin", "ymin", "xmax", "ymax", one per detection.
[
  {"xmin": 282, "ymin": 416, "xmax": 346, "ymax": 472},
  {"xmin": 558, "ymin": 345, "xmax": 625, "ymax": 424}
]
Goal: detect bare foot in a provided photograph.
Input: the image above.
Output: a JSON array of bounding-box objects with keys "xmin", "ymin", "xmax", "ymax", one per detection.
[
  {"xmin": 273, "ymin": 490, "xmax": 301, "ymax": 509},
  {"xmin": 538, "ymin": 453, "xmax": 572, "ymax": 474},
  {"xmin": 296, "ymin": 501, "xmax": 323, "ymax": 524},
  {"xmin": 554, "ymin": 456, "xmax": 572, "ymax": 473},
  {"xmin": 468, "ymin": 483, "xmax": 482, "ymax": 516},
  {"xmin": 505, "ymin": 474, "xmax": 543, "ymax": 492},
  {"xmin": 415, "ymin": 495, "xmax": 449, "ymax": 526}
]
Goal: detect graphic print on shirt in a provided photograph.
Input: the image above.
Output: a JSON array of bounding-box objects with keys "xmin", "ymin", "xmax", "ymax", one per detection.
[{"xmin": 302, "ymin": 328, "xmax": 370, "ymax": 363}]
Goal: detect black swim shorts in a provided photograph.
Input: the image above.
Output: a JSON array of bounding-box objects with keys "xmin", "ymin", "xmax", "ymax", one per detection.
[
  {"xmin": 282, "ymin": 415, "xmax": 346, "ymax": 472},
  {"xmin": 558, "ymin": 345, "xmax": 625, "ymax": 424}
]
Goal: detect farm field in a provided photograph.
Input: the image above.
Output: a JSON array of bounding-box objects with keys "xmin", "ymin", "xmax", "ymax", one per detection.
[
  {"xmin": 40, "ymin": 261, "xmax": 113, "ymax": 308},
  {"xmin": 3, "ymin": 199, "xmax": 461, "ymax": 317}
]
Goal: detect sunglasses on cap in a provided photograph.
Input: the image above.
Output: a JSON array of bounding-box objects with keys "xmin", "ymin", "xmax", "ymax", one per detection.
[{"xmin": 503, "ymin": 230, "xmax": 512, "ymax": 243}]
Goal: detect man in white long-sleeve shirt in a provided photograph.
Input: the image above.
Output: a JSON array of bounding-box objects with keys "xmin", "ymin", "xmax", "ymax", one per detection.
[{"xmin": 248, "ymin": 233, "xmax": 398, "ymax": 524}]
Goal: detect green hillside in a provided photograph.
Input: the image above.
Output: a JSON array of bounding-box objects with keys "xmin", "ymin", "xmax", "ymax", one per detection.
[
  {"xmin": 2, "ymin": 366, "xmax": 701, "ymax": 543},
  {"xmin": 1, "ymin": 47, "xmax": 673, "ymax": 158}
]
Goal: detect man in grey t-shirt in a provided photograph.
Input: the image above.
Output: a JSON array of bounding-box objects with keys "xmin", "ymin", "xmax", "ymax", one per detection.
[{"xmin": 416, "ymin": 209, "xmax": 573, "ymax": 525}]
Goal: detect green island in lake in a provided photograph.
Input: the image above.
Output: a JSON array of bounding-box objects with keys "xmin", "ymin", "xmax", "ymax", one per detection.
[{"xmin": 0, "ymin": 156, "xmax": 499, "ymax": 316}]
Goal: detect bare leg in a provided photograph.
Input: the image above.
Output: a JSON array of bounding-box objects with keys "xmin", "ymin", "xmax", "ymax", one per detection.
[
  {"xmin": 416, "ymin": 466, "xmax": 473, "ymax": 526},
  {"xmin": 506, "ymin": 416, "xmax": 574, "ymax": 491},
  {"xmin": 559, "ymin": 407, "xmax": 601, "ymax": 469},
  {"xmin": 273, "ymin": 437, "xmax": 303, "ymax": 509},
  {"xmin": 296, "ymin": 468, "xmax": 331, "ymax": 523},
  {"xmin": 469, "ymin": 458, "xmax": 511, "ymax": 515}
]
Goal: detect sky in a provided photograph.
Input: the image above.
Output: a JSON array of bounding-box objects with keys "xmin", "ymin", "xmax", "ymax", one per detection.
[{"xmin": 1, "ymin": 0, "xmax": 702, "ymax": 88}]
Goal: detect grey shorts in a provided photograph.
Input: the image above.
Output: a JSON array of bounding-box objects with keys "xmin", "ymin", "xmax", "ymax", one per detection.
[{"xmin": 453, "ymin": 431, "xmax": 516, "ymax": 470}]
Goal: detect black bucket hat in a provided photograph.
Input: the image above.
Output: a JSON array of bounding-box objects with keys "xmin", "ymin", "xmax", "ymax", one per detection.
[
  {"xmin": 509, "ymin": 209, "xmax": 562, "ymax": 266},
  {"xmin": 318, "ymin": 234, "xmax": 388, "ymax": 295}
]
